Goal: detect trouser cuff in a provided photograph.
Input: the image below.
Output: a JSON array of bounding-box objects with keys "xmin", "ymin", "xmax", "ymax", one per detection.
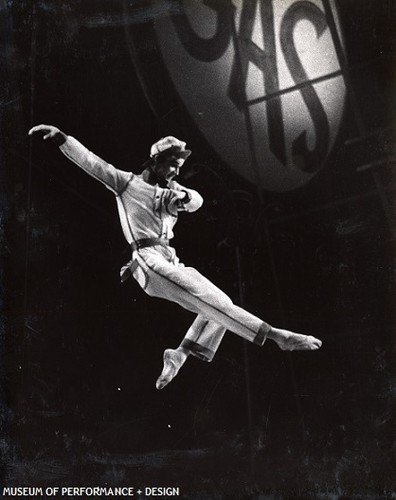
[
  {"xmin": 254, "ymin": 322, "xmax": 271, "ymax": 346},
  {"xmin": 181, "ymin": 339, "xmax": 215, "ymax": 362}
]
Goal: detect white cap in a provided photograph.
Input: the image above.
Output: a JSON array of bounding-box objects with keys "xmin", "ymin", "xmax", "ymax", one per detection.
[{"xmin": 150, "ymin": 136, "xmax": 192, "ymax": 159}]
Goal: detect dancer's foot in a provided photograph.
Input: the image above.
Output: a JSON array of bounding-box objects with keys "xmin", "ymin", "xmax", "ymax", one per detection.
[
  {"xmin": 268, "ymin": 327, "xmax": 322, "ymax": 351},
  {"xmin": 156, "ymin": 348, "xmax": 187, "ymax": 390}
]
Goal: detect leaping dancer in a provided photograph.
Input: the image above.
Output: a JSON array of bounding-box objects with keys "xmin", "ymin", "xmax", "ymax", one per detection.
[{"xmin": 28, "ymin": 125, "xmax": 322, "ymax": 389}]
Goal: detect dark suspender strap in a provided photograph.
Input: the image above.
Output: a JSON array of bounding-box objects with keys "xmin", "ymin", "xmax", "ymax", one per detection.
[{"xmin": 131, "ymin": 237, "xmax": 170, "ymax": 252}]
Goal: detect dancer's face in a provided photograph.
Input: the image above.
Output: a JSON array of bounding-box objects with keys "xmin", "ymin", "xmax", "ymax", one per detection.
[{"xmin": 154, "ymin": 154, "xmax": 185, "ymax": 182}]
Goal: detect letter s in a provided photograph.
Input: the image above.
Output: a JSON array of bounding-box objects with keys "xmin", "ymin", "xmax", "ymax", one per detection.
[
  {"xmin": 280, "ymin": 1, "xmax": 330, "ymax": 172},
  {"xmin": 171, "ymin": 0, "xmax": 234, "ymax": 62}
]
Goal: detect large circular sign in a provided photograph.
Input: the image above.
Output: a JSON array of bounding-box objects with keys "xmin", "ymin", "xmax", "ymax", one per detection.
[{"xmin": 126, "ymin": 0, "xmax": 346, "ymax": 192}]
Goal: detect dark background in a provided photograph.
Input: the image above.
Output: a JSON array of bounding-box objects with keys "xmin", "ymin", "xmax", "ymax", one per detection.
[{"xmin": 1, "ymin": 0, "xmax": 395, "ymax": 498}]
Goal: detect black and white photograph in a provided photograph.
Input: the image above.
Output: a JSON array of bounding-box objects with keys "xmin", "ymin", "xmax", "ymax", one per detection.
[{"xmin": 1, "ymin": 0, "xmax": 395, "ymax": 498}]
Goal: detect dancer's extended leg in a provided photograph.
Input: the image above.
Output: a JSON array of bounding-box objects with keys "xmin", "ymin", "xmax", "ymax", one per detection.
[{"xmin": 137, "ymin": 252, "xmax": 322, "ymax": 389}]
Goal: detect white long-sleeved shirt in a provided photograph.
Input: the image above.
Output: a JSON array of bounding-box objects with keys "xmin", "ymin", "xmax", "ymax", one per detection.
[{"xmin": 59, "ymin": 136, "xmax": 203, "ymax": 244}]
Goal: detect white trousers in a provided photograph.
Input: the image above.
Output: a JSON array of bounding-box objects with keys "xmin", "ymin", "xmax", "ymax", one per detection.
[{"xmin": 127, "ymin": 246, "xmax": 270, "ymax": 361}]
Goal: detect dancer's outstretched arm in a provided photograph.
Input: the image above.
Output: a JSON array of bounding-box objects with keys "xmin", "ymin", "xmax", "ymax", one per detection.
[{"xmin": 28, "ymin": 124, "xmax": 132, "ymax": 194}]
